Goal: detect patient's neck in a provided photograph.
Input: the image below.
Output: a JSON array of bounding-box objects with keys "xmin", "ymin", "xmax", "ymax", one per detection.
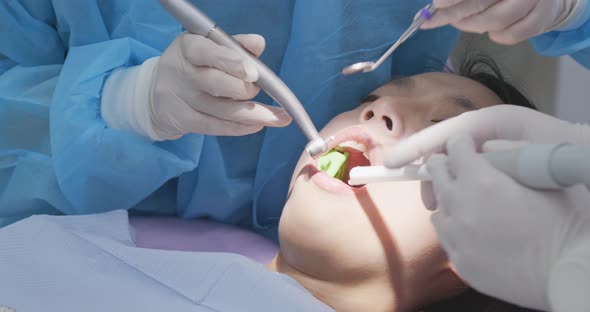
[{"xmin": 268, "ymin": 252, "xmax": 466, "ymax": 312}]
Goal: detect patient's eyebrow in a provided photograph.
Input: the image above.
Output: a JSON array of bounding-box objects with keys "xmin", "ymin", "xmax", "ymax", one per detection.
[
  {"xmin": 450, "ymin": 96, "xmax": 477, "ymax": 110},
  {"xmin": 360, "ymin": 94, "xmax": 380, "ymax": 103},
  {"xmin": 359, "ymin": 77, "xmax": 415, "ymax": 103},
  {"xmin": 390, "ymin": 76, "xmax": 415, "ymax": 88}
]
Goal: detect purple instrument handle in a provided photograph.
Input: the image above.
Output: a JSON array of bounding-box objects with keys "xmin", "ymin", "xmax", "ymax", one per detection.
[{"xmin": 420, "ymin": 7, "xmax": 434, "ymax": 20}]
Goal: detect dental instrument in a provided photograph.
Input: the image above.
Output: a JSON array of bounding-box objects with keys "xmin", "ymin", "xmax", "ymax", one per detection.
[
  {"xmin": 349, "ymin": 144, "xmax": 590, "ymax": 190},
  {"xmin": 159, "ymin": 0, "xmax": 329, "ymax": 157},
  {"xmin": 342, "ymin": 3, "xmax": 437, "ymax": 75},
  {"xmin": 348, "ymin": 164, "xmax": 431, "ymax": 185}
]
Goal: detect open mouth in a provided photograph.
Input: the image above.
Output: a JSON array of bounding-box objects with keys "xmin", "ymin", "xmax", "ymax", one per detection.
[
  {"xmin": 310, "ymin": 126, "xmax": 376, "ymax": 193},
  {"xmin": 336, "ymin": 141, "xmax": 371, "ymax": 183}
]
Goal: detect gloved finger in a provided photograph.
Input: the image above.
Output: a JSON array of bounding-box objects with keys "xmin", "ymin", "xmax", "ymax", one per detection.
[
  {"xmin": 181, "ymin": 33, "xmax": 259, "ymax": 82},
  {"xmin": 488, "ymin": 30, "xmax": 527, "ymax": 46},
  {"xmin": 447, "ymin": 135, "xmax": 514, "ymax": 187},
  {"xmin": 426, "ymin": 154, "xmax": 452, "ymax": 181},
  {"xmin": 549, "ymin": 257, "xmax": 590, "ymax": 312},
  {"xmin": 192, "ymin": 66, "xmax": 260, "ymax": 100},
  {"xmin": 445, "ymin": 134, "xmax": 481, "ymax": 178},
  {"xmin": 188, "ymin": 94, "xmax": 292, "ymax": 127},
  {"xmin": 482, "ymin": 140, "xmax": 529, "ymax": 153},
  {"xmin": 426, "ymin": 154, "xmax": 455, "ymax": 214},
  {"xmin": 421, "ymin": 0, "xmax": 501, "ymax": 30},
  {"xmin": 431, "ymin": 0, "xmax": 467, "ymax": 9},
  {"xmin": 431, "ymin": 210, "xmax": 456, "ymax": 255},
  {"xmin": 421, "ymin": 181, "xmax": 438, "ymax": 211},
  {"xmin": 386, "ymin": 104, "xmax": 535, "ymax": 169},
  {"xmin": 488, "ymin": 3, "xmax": 548, "ymax": 45},
  {"xmin": 445, "ymin": 252, "xmax": 478, "ymax": 293},
  {"xmin": 172, "ymin": 101, "xmax": 264, "ymax": 136},
  {"xmin": 453, "ymin": 0, "xmax": 533, "ymax": 34},
  {"xmin": 385, "ymin": 108, "xmax": 497, "ymax": 168},
  {"xmin": 233, "ymin": 34, "xmax": 266, "ymax": 58}
]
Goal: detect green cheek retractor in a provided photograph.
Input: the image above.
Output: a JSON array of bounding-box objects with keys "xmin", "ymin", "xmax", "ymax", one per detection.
[{"xmin": 317, "ymin": 148, "xmax": 350, "ymax": 181}]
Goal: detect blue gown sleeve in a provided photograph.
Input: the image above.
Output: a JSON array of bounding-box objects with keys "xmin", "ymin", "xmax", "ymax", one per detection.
[
  {"xmin": 530, "ymin": 6, "xmax": 590, "ymax": 70},
  {"xmin": 1, "ymin": 0, "xmax": 205, "ymax": 215},
  {"xmin": 51, "ymin": 38, "xmax": 205, "ymax": 214},
  {"xmin": 0, "ymin": 57, "xmax": 17, "ymax": 75},
  {"xmin": 0, "ymin": 0, "xmax": 65, "ymax": 66},
  {"xmin": 0, "ymin": 1, "xmax": 72, "ymax": 222}
]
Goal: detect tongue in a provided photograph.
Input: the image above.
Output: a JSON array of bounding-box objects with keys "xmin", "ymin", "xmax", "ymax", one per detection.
[{"xmin": 341, "ymin": 148, "xmax": 370, "ymax": 182}]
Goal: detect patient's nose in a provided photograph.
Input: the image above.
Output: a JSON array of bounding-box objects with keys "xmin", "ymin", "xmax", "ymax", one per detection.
[{"xmin": 360, "ymin": 98, "xmax": 404, "ymax": 137}]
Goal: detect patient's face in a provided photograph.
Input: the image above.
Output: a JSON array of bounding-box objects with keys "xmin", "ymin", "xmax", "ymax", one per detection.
[{"xmin": 278, "ymin": 72, "xmax": 502, "ymax": 310}]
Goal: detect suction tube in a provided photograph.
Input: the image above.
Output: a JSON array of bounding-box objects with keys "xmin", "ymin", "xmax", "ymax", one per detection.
[
  {"xmin": 350, "ymin": 144, "xmax": 590, "ymax": 191},
  {"xmin": 549, "ymin": 144, "xmax": 590, "ymax": 189},
  {"xmin": 159, "ymin": 0, "xmax": 328, "ymax": 157},
  {"xmin": 484, "ymin": 144, "xmax": 590, "ymax": 190}
]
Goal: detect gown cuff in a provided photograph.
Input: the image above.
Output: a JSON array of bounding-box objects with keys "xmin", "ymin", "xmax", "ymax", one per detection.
[
  {"xmin": 101, "ymin": 57, "xmax": 161, "ymax": 141},
  {"xmin": 551, "ymin": 0, "xmax": 590, "ymax": 31}
]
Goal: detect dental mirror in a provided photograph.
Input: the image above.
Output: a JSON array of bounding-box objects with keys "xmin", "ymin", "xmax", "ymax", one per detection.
[{"xmin": 341, "ymin": 4, "xmax": 437, "ymax": 76}]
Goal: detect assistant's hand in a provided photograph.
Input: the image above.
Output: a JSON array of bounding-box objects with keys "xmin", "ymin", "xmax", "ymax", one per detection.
[
  {"xmin": 386, "ymin": 105, "xmax": 590, "ymax": 169},
  {"xmin": 423, "ymin": 0, "xmax": 586, "ymax": 44},
  {"xmin": 148, "ymin": 33, "xmax": 292, "ymax": 139},
  {"xmin": 426, "ymin": 135, "xmax": 590, "ymax": 311}
]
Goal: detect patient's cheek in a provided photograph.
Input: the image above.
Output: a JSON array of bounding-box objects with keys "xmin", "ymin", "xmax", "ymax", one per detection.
[{"xmin": 365, "ymin": 181, "xmax": 441, "ymax": 255}]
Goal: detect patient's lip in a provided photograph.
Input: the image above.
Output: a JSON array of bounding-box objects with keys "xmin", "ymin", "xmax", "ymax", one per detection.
[
  {"xmin": 303, "ymin": 164, "xmax": 359, "ymax": 194},
  {"xmin": 303, "ymin": 126, "xmax": 376, "ymax": 194}
]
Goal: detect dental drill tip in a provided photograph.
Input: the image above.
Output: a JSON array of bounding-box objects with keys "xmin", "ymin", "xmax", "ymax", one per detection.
[{"xmin": 307, "ymin": 138, "xmax": 329, "ymax": 158}]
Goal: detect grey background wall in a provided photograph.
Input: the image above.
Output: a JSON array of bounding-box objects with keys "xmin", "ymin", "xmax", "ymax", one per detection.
[
  {"xmin": 555, "ymin": 56, "xmax": 590, "ymax": 123},
  {"xmin": 450, "ymin": 33, "xmax": 559, "ymax": 114}
]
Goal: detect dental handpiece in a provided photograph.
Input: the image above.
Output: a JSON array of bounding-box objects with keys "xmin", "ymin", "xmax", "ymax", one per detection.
[
  {"xmin": 159, "ymin": 0, "xmax": 328, "ymax": 157},
  {"xmin": 349, "ymin": 144, "xmax": 590, "ymax": 191}
]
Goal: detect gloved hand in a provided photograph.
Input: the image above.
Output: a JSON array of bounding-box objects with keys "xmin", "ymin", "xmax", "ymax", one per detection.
[
  {"xmin": 101, "ymin": 33, "xmax": 292, "ymax": 141},
  {"xmin": 426, "ymin": 135, "xmax": 590, "ymax": 311},
  {"xmin": 422, "ymin": 0, "xmax": 588, "ymax": 44},
  {"xmin": 150, "ymin": 33, "xmax": 292, "ymax": 139},
  {"xmin": 386, "ymin": 105, "xmax": 590, "ymax": 169}
]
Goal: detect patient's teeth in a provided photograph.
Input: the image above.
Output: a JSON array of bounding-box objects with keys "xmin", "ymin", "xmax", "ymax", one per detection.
[{"xmin": 338, "ymin": 140, "xmax": 367, "ymax": 152}]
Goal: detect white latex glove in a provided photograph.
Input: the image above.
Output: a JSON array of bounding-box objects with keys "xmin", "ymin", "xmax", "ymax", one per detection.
[
  {"xmin": 386, "ymin": 105, "xmax": 590, "ymax": 169},
  {"xmin": 101, "ymin": 33, "xmax": 291, "ymax": 140},
  {"xmin": 423, "ymin": 0, "xmax": 588, "ymax": 44},
  {"xmin": 427, "ymin": 135, "xmax": 590, "ymax": 312}
]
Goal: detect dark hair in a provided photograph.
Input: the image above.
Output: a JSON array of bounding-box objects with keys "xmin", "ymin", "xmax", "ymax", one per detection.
[
  {"xmin": 421, "ymin": 55, "xmax": 541, "ymax": 312},
  {"xmin": 455, "ymin": 54, "xmax": 538, "ymax": 111},
  {"xmin": 422, "ymin": 289, "xmax": 542, "ymax": 312}
]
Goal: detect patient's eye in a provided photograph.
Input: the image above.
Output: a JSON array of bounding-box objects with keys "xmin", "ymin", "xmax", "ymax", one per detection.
[
  {"xmin": 430, "ymin": 119, "xmax": 445, "ymax": 124},
  {"xmin": 360, "ymin": 94, "xmax": 380, "ymax": 104}
]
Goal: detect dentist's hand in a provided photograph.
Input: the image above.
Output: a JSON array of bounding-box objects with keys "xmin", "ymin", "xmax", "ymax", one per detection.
[
  {"xmin": 423, "ymin": 0, "xmax": 585, "ymax": 44},
  {"xmin": 149, "ymin": 33, "xmax": 292, "ymax": 139},
  {"xmin": 386, "ymin": 105, "xmax": 590, "ymax": 169},
  {"xmin": 427, "ymin": 135, "xmax": 590, "ymax": 312}
]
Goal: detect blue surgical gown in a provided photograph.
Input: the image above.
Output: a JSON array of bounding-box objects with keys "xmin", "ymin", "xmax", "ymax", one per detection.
[
  {"xmin": 0, "ymin": 211, "xmax": 334, "ymax": 311},
  {"xmin": 530, "ymin": 3, "xmax": 590, "ymax": 70},
  {"xmin": 0, "ymin": 0, "xmax": 588, "ymax": 240}
]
